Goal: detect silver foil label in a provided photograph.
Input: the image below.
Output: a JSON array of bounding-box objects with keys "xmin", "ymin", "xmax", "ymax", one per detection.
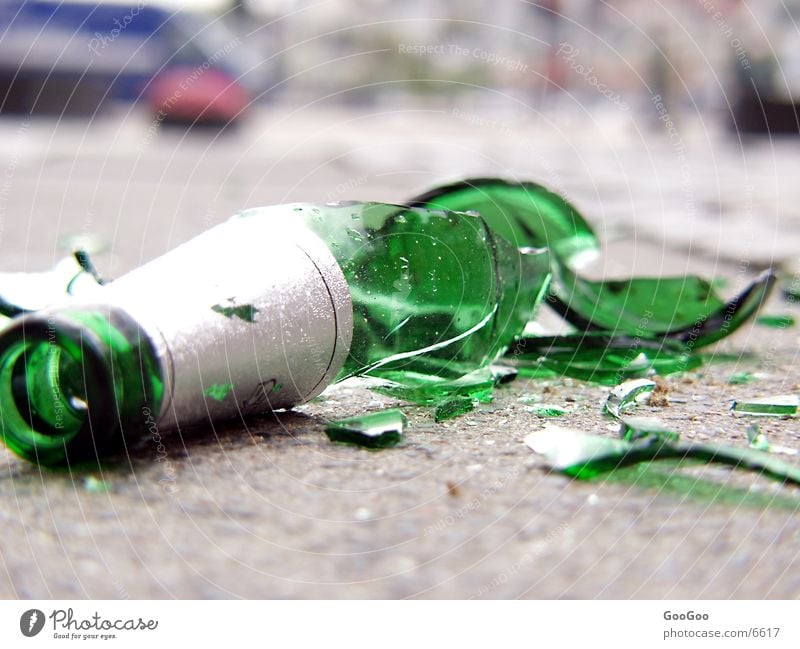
[{"xmin": 101, "ymin": 215, "xmax": 353, "ymax": 429}]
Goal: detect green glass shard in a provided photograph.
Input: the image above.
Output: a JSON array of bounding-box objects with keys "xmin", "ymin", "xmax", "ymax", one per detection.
[
  {"xmin": 434, "ymin": 396, "xmax": 477, "ymax": 422},
  {"xmin": 619, "ymin": 416, "xmax": 680, "ymax": 443},
  {"xmin": 411, "ymin": 179, "xmax": 775, "ymax": 346},
  {"xmin": 746, "ymin": 423, "xmax": 798, "ymax": 456},
  {"xmin": 326, "ymin": 409, "xmax": 407, "ymax": 448},
  {"xmin": 489, "ymin": 364, "xmax": 518, "ymax": 384},
  {"xmin": 292, "ymin": 202, "xmax": 551, "ymax": 383},
  {"xmin": 203, "ymin": 383, "xmax": 234, "ymax": 401},
  {"xmin": 211, "ymin": 303, "xmax": 259, "ymax": 323},
  {"xmin": 604, "ymin": 379, "xmax": 656, "ymax": 418},
  {"xmin": 524, "ymin": 404, "xmax": 568, "ymax": 417},
  {"xmin": 410, "ymin": 178, "xmax": 600, "ymax": 268},
  {"xmin": 525, "ymin": 424, "xmax": 800, "ymax": 485},
  {"xmin": 746, "ymin": 423, "xmax": 771, "ymax": 451},
  {"xmin": 732, "ymin": 395, "xmax": 799, "ymax": 416},
  {"xmin": 551, "ymin": 267, "xmax": 726, "ymax": 334},
  {"xmin": 513, "ymin": 346, "xmax": 699, "ymax": 386},
  {"xmin": 602, "ymin": 461, "xmax": 800, "ymax": 510},
  {"xmin": 550, "ymin": 269, "xmax": 776, "ymax": 346},
  {"xmin": 729, "ymin": 372, "xmax": 756, "ymax": 385},
  {"xmin": 371, "ymin": 368, "xmax": 495, "ymax": 405},
  {"xmin": 756, "ymin": 314, "xmax": 796, "ymax": 328},
  {"xmin": 83, "ymin": 476, "xmax": 111, "ymax": 493}
]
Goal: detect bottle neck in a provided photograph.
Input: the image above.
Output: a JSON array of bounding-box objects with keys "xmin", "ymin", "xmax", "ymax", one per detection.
[{"xmin": 0, "ymin": 306, "xmax": 164, "ymax": 465}]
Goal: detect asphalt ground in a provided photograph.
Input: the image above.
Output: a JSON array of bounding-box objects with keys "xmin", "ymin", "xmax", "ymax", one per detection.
[{"xmin": 1, "ymin": 103, "xmax": 799, "ymax": 598}]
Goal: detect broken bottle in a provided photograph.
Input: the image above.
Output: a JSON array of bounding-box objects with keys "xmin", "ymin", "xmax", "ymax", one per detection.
[{"xmin": 0, "ymin": 202, "xmax": 549, "ymax": 464}]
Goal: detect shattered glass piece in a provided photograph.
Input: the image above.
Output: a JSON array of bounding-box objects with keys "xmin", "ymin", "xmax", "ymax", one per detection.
[
  {"xmin": 298, "ymin": 201, "xmax": 551, "ymax": 382},
  {"xmin": 489, "ymin": 364, "xmax": 518, "ymax": 384},
  {"xmin": 602, "ymin": 461, "xmax": 800, "ymax": 509},
  {"xmin": 604, "ymin": 379, "xmax": 656, "ymax": 418},
  {"xmin": 82, "ymin": 476, "xmax": 111, "ymax": 493},
  {"xmin": 434, "ymin": 396, "xmax": 477, "ymax": 422},
  {"xmin": 409, "ymin": 177, "xmax": 600, "ymax": 269},
  {"xmin": 513, "ymin": 345, "xmax": 699, "ymax": 386},
  {"xmin": 550, "ymin": 270, "xmax": 776, "ymax": 346},
  {"xmin": 371, "ymin": 368, "xmax": 495, "ymax": 405},
  {"xmin": 203, "ymin": 383, "xmax": 234, "ymax": 401},
  {"xmin": 729, "ymin": 372, "xmax": 756, "ymax": 385},
  {"xmin": 669, "ymin": 271, "xmax": 776, "ymax": 348},
  {"xmin": 746, "ymin": 423, "xmax": 771, "ymax": 451},
  {"xmin": 326, "ymin": 409, "xmax": 407, "ymax": 448},
  {"xmin": 411, "ymin": 178, "xmax": 773, "ymax": 344},
  {"xmin": 525, "ymin": 424, "xmax": 800, "ymax": 485},
  {"xmin": 756, "ymin": 314, "xmax": 796, "ymax": 328},
  {"xmin": 732, "ymin": 395, "xmax": 799, "ymax": 416},
  {"xmin": 525, "ymin": 425, "xmax": 631, "ymax": 471},
  {"xmin": 746, "ymin": 423, "xmax": 798, "ymax": 456},
  {"xmin": 550, "ymin": 267, "xmax": 727, "ymax": 335},
  {"xmin": 524, "ymin": 404, "xmax": 568, "ymax": 417},
  {"xmin": 619, "ymin": 416, "xmax": 680, "ymax": 443}
]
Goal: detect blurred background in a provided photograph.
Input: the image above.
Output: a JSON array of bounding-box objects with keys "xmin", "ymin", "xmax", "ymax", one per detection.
[{"xmin": 0, "ymin": 0, "xmax": 798, "ymax": 279}]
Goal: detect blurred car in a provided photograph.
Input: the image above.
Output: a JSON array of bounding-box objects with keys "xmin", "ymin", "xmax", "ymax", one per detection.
[
  {"xmin": 0, "ymin": 0, "xmax": 264, "ymax": 123},
  {"xmin": 731, "ymin": 0, "xmax": 800, "ymax": 135}
]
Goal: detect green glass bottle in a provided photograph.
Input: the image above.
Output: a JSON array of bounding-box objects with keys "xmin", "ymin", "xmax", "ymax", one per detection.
[{"xmin": 0, "ymin": 202, "xmax": 549, "ymax": 464}]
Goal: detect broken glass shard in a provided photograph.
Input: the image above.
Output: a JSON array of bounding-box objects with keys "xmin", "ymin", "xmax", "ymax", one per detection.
[
  {"xmin": 326, "ymin": 409, "xmax": 407, "ymax": 448},
  {"xmin": 291, "ymin": 201, "xmax": 552, "ymax": 382},
  {"xmin": 524, "ymin": 404, "xmax": 568, "ymax": 417},
  {"xmin": 619, "ymin": 416, "xmax": 680, "ymax": 443},
  {"xmin": 525, "ymin": 424, "xmax": 800, "ymax": 485},
  {"xmin": 82, "ymin": 475, "xmax": 111, "ymax": 493},
  {"xmin": 434, "ymin": 396, "xmax": 477, "ymax": 422},
  {"xmin": 604, "ymin": 379, "xmax": 656, "ymax": 418},
  {"xmin": 411, "ymin": 178, "xmax": 774, "ymax": 346},
  {"xmin": 746, "ymin": 423, "xmax": 798, "ymax": 456},
  {"xmin": 370, "ymin": 368, "xmax": 495, "ymax": 405},
  {"xmin": 756, "ymin": 314, "xmax": 796, "ymax": 328},
  {"xmin": 600, "ymin": 461, "xmax": 800, "ymax": 509},
  {"xmin": 732, "ymin": 395, "xmax": 799, "ymax": 416},
  {"xmin": 746, "ymin": 423, "xmax": 771, "ymax": 451},
  {"xmin": 512, "ymin": 343, "xmax": 699, "ymax": 386}
]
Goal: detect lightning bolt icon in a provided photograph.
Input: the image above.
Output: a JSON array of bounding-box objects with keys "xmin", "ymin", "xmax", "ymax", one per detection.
[{"xmin": 28, "ymin": 611, "xmax": 38, "ymax": 632}]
